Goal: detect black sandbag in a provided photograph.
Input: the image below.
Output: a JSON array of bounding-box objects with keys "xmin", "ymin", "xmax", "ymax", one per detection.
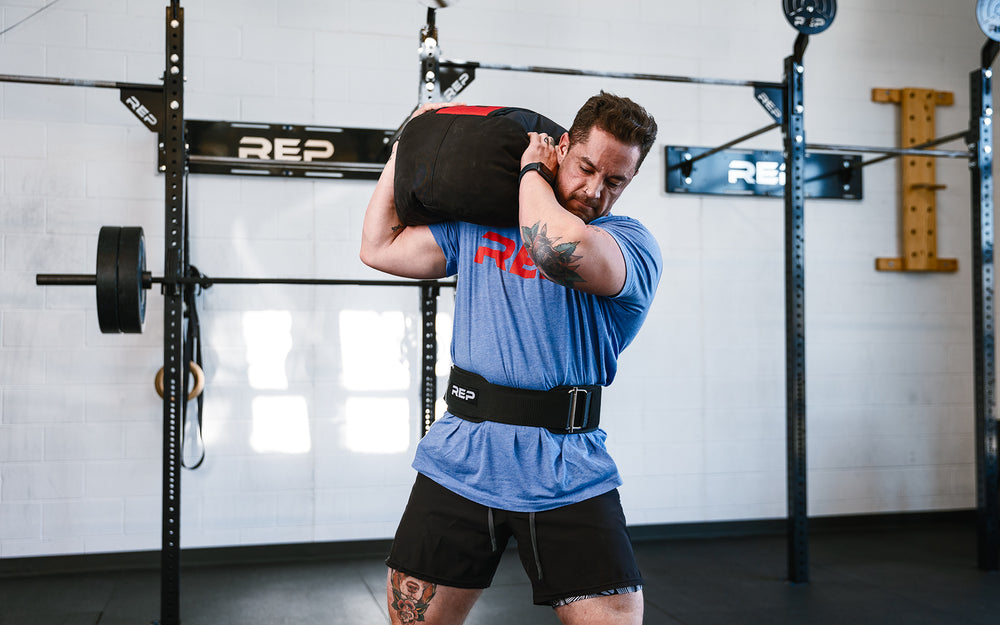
[{"xmin": 393, "ymin": 106, "xmax": 567, "ymax": 227}]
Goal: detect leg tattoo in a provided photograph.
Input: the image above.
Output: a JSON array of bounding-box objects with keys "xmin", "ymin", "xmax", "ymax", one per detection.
[{"xmin": 389, "ymin": 570, "xmax": 438, "ymax": 624}]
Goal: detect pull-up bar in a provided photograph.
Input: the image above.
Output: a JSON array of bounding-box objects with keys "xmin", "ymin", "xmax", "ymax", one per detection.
[
  {"xmin": 438, "ymin": 59, "xmax": 783, "ymax": 90},
  {"xmin": 0, "ymin": 72, "xmax": 160, "ymax": 91}
]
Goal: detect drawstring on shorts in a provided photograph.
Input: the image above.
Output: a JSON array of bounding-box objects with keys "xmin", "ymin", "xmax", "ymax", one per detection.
[
  {"xmin": 486, "ymin": 508, "xmax": 543, "ymax": 580},
  {"xmin": 488, "ymin": 508, "xmax": 497, "ymax": 552}
]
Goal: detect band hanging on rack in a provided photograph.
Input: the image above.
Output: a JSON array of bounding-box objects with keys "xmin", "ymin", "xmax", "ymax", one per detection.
[{"xmin": 181, "ymin": 175, "xmax": 206, "ymax": 470}]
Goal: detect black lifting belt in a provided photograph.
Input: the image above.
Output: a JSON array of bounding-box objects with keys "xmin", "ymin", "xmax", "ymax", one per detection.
[{"xmin": 445, "ymin": 366, "xmax": 602, "ymax": 434}]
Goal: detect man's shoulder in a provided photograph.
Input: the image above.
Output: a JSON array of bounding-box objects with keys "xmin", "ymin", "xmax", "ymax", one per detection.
[
  {"xmin": 592, "ymin": 213, "xmax": 649, "ymax": 231},
  {"xmin": 593, "ymin": 214, "xmax": 662, "ymax": 282},
  {"xmin": 592, "ymin": 214, "xmax": 658, "ymax": 247}
]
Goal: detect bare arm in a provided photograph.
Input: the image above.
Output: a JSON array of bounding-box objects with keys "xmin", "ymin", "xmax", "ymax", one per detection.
[
  {"xmin": 361, "ymin": 101, "xmax": 473, "ymax": 278},
  {"xmin": 359, "ymin": 140, "xmax": 447, "ymax": 279},
  {"xmin": 518, "ymin": 132, "xmax": 628, "ymax": 296}
]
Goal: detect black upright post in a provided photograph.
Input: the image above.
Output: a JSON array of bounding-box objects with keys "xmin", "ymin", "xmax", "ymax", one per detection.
[
  {"xmin": 970, "ymin": 40, "xmax": 1000, "ymax": 572},
  {"xmin": 418, "ymin": 8, "xmax": 441, "ymax": 104},
  {"xmin": 784, "ymin": 34, "xmax": 809, "ymax": 584},
  {"xmin": 420, "ymin": 284, "xmax": 440, "ymax": 437},
  {"xmin": 160, "ymin": 4, "xmax": 186, "ymax": 624}
]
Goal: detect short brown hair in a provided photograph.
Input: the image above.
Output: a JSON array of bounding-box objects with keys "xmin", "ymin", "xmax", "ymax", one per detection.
[{"xmin": 568, "ymin": 91, "xmax": 658, "ymax": 171}]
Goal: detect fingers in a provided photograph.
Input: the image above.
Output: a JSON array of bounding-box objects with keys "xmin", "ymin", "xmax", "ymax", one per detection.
[
  {"xmin": 522, "ymin": 132, "xmax": 560, "ymax": 170},
  {"xmin": 527, "ymin": 132, "xmax": 558, "ymax": 151},
  {"xmin": 532, "ymin": 133, "xmax": 554, "ymax": 146}
]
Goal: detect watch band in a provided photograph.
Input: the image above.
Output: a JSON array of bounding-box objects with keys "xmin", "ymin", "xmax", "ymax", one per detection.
[{"xmin": 518, "ymin": 162, "xmax": 555, "ymax": 186}]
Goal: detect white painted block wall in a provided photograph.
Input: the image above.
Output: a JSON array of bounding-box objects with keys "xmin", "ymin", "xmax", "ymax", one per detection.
[{"xmin": 0, "ymin": 0, "xmax": 990, "ymax": 557}]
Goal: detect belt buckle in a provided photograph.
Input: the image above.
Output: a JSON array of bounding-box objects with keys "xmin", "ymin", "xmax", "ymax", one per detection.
[{"xmin": 565, "ymin": 387, "xmax": 592, "ymax": 432}]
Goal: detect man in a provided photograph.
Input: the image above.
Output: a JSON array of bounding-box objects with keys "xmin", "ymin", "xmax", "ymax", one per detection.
[{"xmin": 360, "ymin": 91, "xmax": 661, "ymax": 625}]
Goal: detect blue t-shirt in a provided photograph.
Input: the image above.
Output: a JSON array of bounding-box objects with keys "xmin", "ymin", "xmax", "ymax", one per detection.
[{"xmin": 413, "ymin": 214, "xmax": 661, "ymax": 512}]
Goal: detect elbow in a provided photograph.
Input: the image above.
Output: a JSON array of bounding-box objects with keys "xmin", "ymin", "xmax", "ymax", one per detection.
[
  {"xmin": 531, "ymin": 254, "xmax": 585, "ymax": 289},
  {"xmin": 359, "ymin": 240, "xmax": 379, "ymax": 270},
  {"xmin": 359, "ymin": 246, "xmax": 378, "ymax": 271}
]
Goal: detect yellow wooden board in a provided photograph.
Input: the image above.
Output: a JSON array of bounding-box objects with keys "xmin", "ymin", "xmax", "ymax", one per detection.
[{"xmin": 872, "ymin": 87, "xmax": 958, "ymax": 273}]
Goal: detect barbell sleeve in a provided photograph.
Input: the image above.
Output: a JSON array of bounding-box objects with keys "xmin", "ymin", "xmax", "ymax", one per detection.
[{"xmin": 36, "ymin": 274, "xmax": 98, "ymax": 286}]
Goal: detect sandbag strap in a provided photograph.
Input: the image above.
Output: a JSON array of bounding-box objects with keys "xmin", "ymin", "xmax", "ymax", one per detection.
[{"xmin": 445, "ymin": 366, "xmax": 601, "ymax": 434}]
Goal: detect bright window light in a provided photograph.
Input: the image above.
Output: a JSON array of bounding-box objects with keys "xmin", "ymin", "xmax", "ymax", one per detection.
[
  {"xmin": 250, "ymin": 395, "xmax": 311, "ymax": 454},
  {"xmin": 339, "ymin": 310, "xmax": 409, "ymax": 391},
  {"xmin": 243, "ymin": 310, "xmax": 293, "ymax": 390}
]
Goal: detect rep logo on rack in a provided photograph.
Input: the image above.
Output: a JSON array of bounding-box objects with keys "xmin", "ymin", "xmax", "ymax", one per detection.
[
  {"xmin": 238, "ymin": 136, "xmax": 335, "ymax": 162},
  {"xmin": 124, "ymin": 95, "xmax": 158, "ymax": 128},
  {"xmin": 729, "ymin": 159, "xmax": 785, "ymax": 187}
]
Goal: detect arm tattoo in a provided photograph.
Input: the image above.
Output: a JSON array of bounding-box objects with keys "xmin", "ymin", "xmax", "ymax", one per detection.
[
  {"xmin": 390, "ymin": 570, "xmax": 437, "ymax": 624},
  {"xmin": 521, "ymin": 222, "xmax": 585, "ymax": 286}
]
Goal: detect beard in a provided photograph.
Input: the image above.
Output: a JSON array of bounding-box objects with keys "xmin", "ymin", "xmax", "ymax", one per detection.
[{"xmin": 566, "ymin": 192, "xmax": 601, "ymax": 222}]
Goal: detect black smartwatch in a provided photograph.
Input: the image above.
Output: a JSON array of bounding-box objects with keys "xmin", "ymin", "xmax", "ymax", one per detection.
[{"xmin": 518, "ymin": 162, "xmax": 555, "ymax": 186}]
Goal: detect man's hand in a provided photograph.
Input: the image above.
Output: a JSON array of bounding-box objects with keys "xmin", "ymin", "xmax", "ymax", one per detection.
[{"xmin": 521, "ymin": 131, "xmax": 562, "ymax": 174}]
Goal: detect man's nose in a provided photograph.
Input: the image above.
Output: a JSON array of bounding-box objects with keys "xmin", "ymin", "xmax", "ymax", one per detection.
[{"xmin": 585, "ymin": 177, "xmax": 602, "ymax": 199}]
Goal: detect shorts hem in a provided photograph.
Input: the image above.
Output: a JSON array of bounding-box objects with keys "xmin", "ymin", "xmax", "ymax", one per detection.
[
  {"xmin": 385, "ymin": 557, "xmax": 493, "ymax": 591},
  {"xmin": 533, "ymin": 577, "xmax": 645, "ymax": 606}
]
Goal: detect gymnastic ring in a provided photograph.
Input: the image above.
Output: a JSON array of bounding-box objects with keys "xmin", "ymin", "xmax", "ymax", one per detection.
[{"xmin": 154, "ymin": 361, "xmax": 205, "ymax": 401}]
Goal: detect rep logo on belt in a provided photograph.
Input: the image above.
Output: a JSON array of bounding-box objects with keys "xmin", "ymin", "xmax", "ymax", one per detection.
[{"xmin": 450, "ymin": 384, "xmax": 478, "ymax": 405}]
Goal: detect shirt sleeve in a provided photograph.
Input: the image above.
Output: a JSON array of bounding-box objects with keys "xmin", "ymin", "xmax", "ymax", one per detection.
[
  {"xmin": 600, "ymin": 216, "xmax": 662, "ymax": 311},
  {"xmin": 428, "ymin": 221, "xmax": 460, "ymax": 277}
]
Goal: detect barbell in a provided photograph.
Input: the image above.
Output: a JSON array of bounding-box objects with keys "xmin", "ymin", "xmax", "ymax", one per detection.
[{"xmin": 36, "ymin": 225, "xmax": 454, "ymax": 334}]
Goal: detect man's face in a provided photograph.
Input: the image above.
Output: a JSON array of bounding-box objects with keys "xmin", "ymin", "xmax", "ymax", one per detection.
[{"xmin": 554, "ymin": 126, "xmax": 641, "ymax": 223}]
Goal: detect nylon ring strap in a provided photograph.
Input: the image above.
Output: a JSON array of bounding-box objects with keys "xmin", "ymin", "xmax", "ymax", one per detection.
[
  {"xmin": 181, "ymin": 179, "xmax": 206, "ymax": 470},
  {"xmin": 445, "ymin": 366, "xmax": 601, "ymax": 433}
]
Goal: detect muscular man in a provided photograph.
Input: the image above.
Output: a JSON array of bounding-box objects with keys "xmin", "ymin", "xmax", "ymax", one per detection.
[{"xmin": 361, "ymin": 91, "xmax": 661, "ymax": 625}]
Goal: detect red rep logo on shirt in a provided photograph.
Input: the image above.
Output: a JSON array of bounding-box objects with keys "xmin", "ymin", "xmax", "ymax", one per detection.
[{"xmin": 474, "ymin": 231, "xmax": 546, "ymax": 280}]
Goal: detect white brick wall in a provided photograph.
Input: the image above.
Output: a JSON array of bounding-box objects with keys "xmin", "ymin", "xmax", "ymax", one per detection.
[{"xmin": 0, "ymin": 0, "xmax": 992, "ymax": 557}]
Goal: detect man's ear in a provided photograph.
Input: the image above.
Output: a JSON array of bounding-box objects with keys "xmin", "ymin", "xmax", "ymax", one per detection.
[{"xmin": 557, "ymin": 132, "xmax": 570, "ymax": 163}]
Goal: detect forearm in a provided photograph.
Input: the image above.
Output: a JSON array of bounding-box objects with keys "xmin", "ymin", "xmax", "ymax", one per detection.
[
  {"xmin": 361, "ymin": 102, "xmax": 467, "ymax": 277},
  {"xmin": 517, "ymin": 135, "xmax": 625, "ymax": 295},
  {"xmin": 360, "ymin": 145, "xmax": 404, "ymax": 265},
  {"xmin": 517, "ymin": 173, "xmax": 591, "ymax": 287},
  {"xmin": 359, "ymin": 144, "xmax": 446, "ymax": 279}
]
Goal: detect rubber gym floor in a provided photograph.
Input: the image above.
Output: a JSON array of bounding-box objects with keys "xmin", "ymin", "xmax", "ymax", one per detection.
[{"xmin": 1, "ymin": 513, "xmax": 997, "ymax": 625}]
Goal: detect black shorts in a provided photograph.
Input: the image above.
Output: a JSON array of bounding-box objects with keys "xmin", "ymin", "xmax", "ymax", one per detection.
[{"xmin": 385, "ymin": 473, "xmax": 643, "ymax": 606}]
